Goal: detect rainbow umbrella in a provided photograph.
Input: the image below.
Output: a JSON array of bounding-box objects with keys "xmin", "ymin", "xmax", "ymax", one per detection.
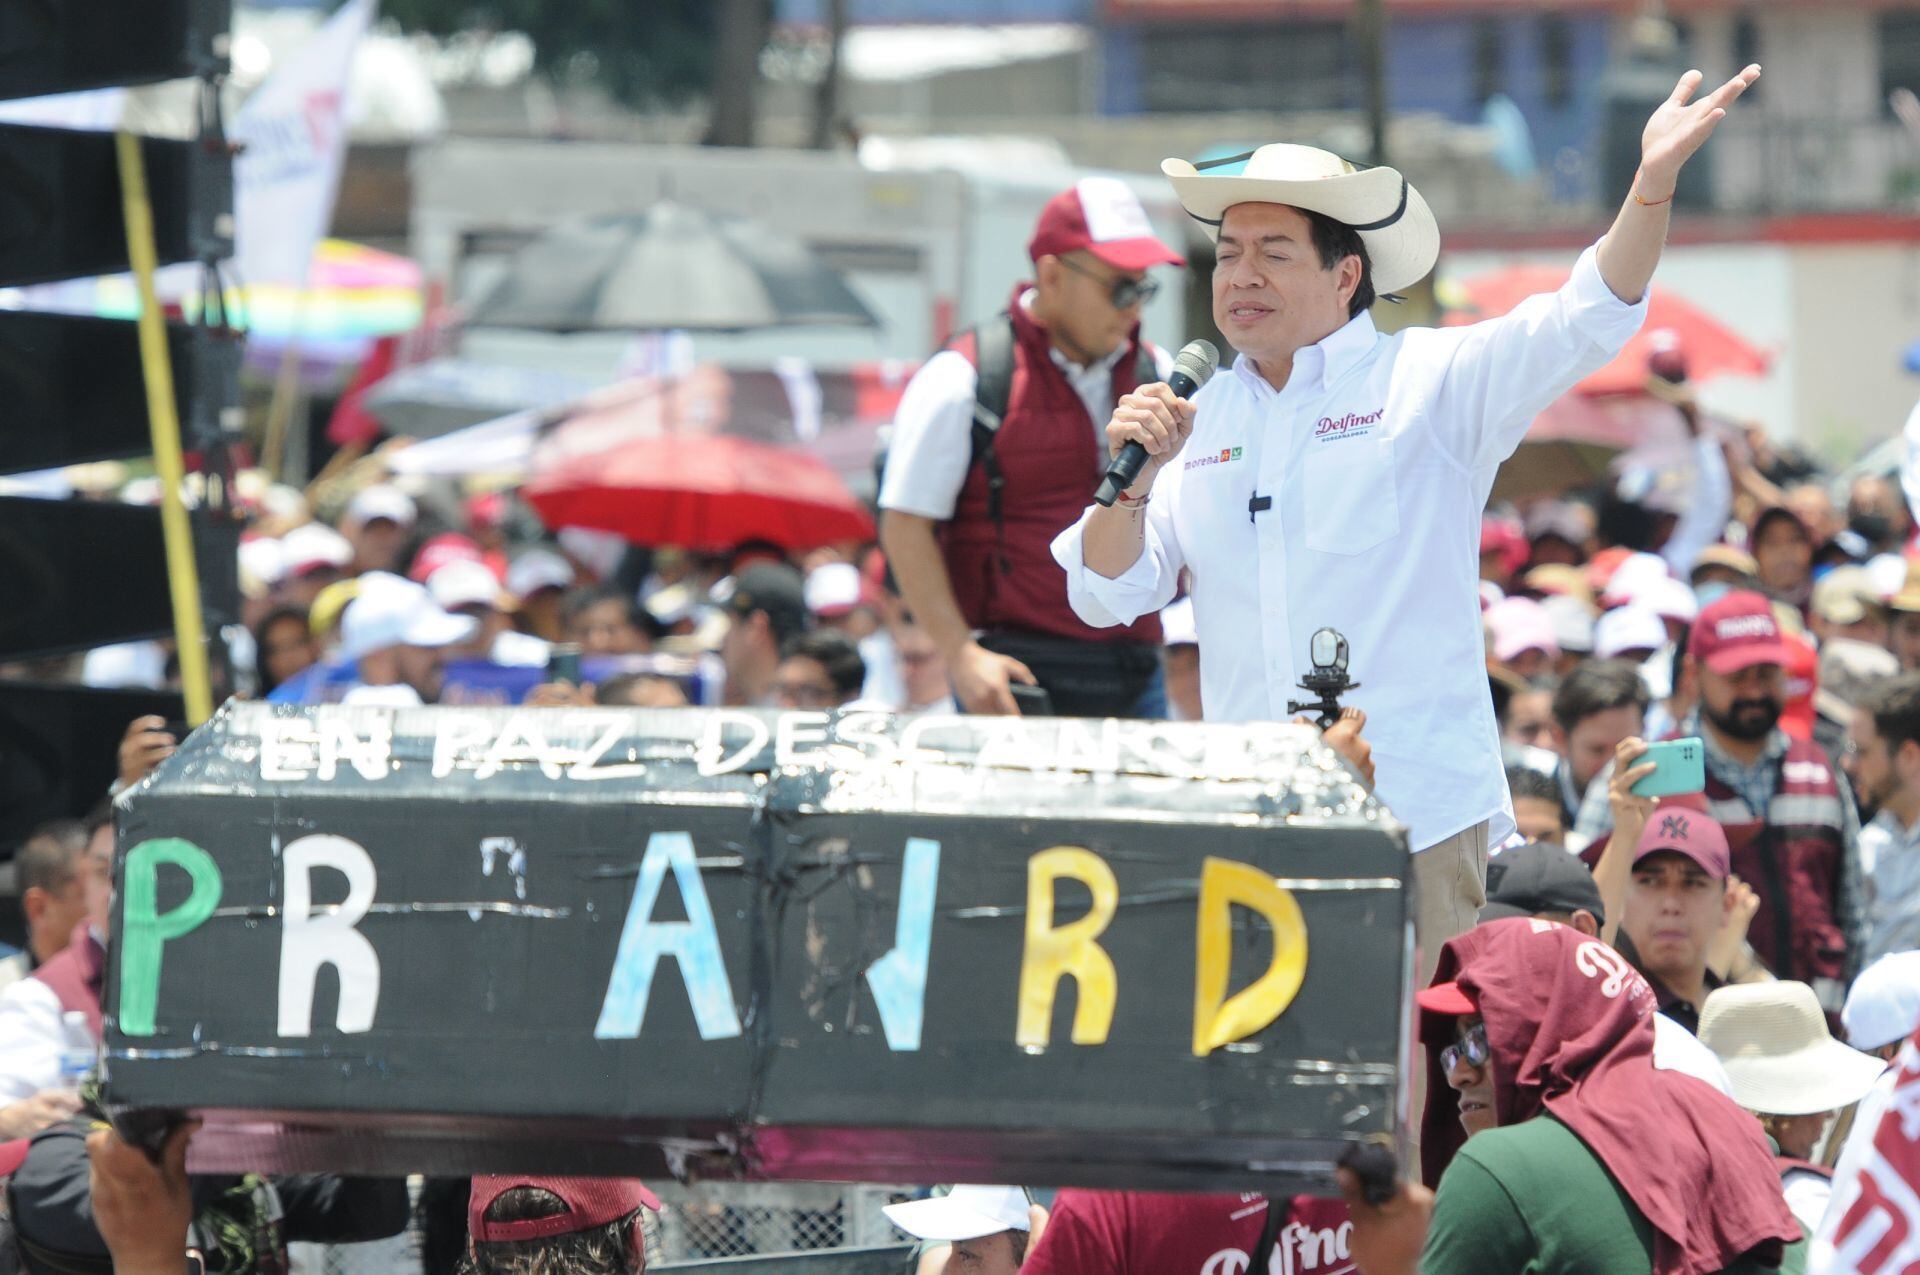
[{"xmin": 3, "ymin": 240, "xmax": 426, "ymax": 385}]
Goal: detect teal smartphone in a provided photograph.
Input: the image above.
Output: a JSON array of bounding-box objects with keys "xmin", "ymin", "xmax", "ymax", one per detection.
[{"xmin": 1629, "ymin": 737, "xmax": 1706, "ymax": 798}]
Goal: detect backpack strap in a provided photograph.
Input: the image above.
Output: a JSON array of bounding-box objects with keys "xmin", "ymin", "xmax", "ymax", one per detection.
[
  {"xmin": 1132, "ymin": 340, "xmax": 1159, "ymax": 393},
  {"xmin": 967, "ymin": 314, "xmax": 1017, "ymax": 573}
]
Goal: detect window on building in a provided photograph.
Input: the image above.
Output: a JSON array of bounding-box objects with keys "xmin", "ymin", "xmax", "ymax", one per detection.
[
  {"xmin": 1540, "ymin": 14, "xmax": 1573, "ymax": 109},
  {"xmin": 1138, "ymin": 21, "xmax": 1352, "ymax": 114},
  {"xmin": 1883, "ymin": 13, "xmax": 1920, "ymax": 115},
  {"xmin": 1474, "ymin": 18, "xmax": 1504, "ymax": 108}
]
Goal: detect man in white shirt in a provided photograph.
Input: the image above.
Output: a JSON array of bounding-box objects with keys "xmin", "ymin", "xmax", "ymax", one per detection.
[
  {"xmin": 1053, "ymin": 64, "xmax": 1760, "ymax": 975},
  {"xmin": 1847, "ymin": 673, "xmax": 1920, "ymax": 967},
  {"xmin": 879, "ymin": 178, "xmax": 1184, "ymax": 718},
  {"xmin": 336, "ymin": 574, "xmax": 478, "ymax": 707}
]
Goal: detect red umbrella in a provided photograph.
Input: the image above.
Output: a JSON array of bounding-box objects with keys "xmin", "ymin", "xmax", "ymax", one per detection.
[
  {"xmin": 523, "ymin": 432, "xmax": 875, "ymax": 552},
  {"xmin": 1492, "ymin": 390, "xmax": 1632, "ymax": 504},
  {"xmin": 1446, "ymin": 265, "xmax": 1771, "ymax": 396}
]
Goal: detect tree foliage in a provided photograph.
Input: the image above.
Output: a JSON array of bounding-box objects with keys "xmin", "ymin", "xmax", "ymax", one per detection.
[{"xmin": 380, "ymin": 0, "xmax": 720, "ymax": 107}]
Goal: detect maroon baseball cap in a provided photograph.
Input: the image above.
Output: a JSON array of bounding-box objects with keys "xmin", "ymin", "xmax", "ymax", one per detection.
[
  {"xmin": 1689, "ymin": 590, "xmax": 1793, "ymax": 675},
  {"xmin": 1416, "ymin": 981, "xmax": 1477, "ymax": 1015},
  {"xmin": 469, "ymin": 1176, "xmax": 661, "ymax": 1244},
  {"xmin": 1633, "ymin": 807, "xmax": 1731, "ymax": 879},
  {"xmin": 1029, "ymin": 177, "xmax": 1185, "ymax": 271}
]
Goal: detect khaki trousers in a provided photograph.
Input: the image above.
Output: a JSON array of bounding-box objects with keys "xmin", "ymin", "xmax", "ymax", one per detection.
[
  {"xmin": 1411, "ymin": 820, "xmax": 1491, "ymax": 990},
  {"xmin": 1406, "ymin": 820, "xmax": 1490, "ymax": 1171}
]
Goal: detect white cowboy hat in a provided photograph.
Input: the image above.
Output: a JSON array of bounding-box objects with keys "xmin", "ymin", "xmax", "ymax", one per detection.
[
  {"xmin": 1699, "ymin": 981, "xmax": 1887, "ymax": 1116},
  {"xmin": 1161, "ymin": 143, "xmax": 1440, "ymax": 295}
]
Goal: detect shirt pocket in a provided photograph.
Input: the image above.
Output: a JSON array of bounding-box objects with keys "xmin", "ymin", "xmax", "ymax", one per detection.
[{"xmin": 1303, "ymin": 437, "xmax": 1400, "ymax": 555}]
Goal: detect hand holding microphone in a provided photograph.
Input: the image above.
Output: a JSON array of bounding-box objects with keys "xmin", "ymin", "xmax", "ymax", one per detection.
[{"xmin": 1094, "ymin": 339, "xmax": 1219, "ymax": 507}]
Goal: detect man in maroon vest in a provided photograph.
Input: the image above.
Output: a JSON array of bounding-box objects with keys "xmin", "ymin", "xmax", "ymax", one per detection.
[{"xmin": 878, "ymin": 179, "xmax": 1185, "ymax": 717}]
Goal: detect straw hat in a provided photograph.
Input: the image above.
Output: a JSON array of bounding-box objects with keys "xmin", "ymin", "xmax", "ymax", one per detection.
[
  {"xmin": 1699, "ymin": 981, "xmax": 1885, "ymax": 1116},
  {"xmin": 1891, "ymin": 556, "xmax": 1920, "ymax": 615},
  {"xmin": 1161, "ymin": 144, "xmax": 1440, "ymax": 294}
]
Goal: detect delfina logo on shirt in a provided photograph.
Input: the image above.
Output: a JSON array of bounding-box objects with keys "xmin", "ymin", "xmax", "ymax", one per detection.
[
  {"xmin": 1200, "ymin": 1220, "xmax": 1354, "ymax": 1275},
  {"xmin": 1185, "ymin": 446, "xmax": 1244, "ymax": 472},
  {"xmin": 1313, "ymin": 409, "xmax": 1384, "ymax": 439}
]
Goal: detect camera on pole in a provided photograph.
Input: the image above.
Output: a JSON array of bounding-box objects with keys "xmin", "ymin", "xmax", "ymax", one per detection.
[{"xmin": 1286, "ymin": 627, "xmax": 1360, "ymax": 729}]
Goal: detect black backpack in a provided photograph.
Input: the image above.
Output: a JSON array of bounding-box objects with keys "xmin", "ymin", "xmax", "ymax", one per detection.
[{"xmin": 940, "ymin": 314, "xmax": 1156, "ymax": 550}]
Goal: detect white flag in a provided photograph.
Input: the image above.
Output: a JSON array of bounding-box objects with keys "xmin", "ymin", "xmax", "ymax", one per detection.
[
  {"xmin": 231, "ymin": 0, "xmax": 375, "ymax": 289},
  {"xmin": 0, "ymin": 88, "xmax": 128, "ymax": 130}
]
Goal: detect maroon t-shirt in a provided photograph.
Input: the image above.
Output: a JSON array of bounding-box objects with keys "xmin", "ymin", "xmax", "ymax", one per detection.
[{"xmin": 1024, "ymin": 1189, "xmax": 1355, "ymax": 1275}]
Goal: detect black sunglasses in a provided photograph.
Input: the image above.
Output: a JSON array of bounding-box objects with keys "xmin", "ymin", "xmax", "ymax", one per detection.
[
  {"xmin": 1440, "ymin": 1021, "xmax": 1490, "ymax": 1074},
  {"xmin": 1058, "ymin": 255, "xmax": 1160, "ymax": 309}
]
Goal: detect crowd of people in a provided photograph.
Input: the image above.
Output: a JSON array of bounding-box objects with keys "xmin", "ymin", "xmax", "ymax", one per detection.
[
  {"xmin": 7, "ymin": 54, "xmax": 1920, "ymax": 1275},
  {"xmin": 60, "ymin": 477, "xmax": 952, "ymax": 723}
]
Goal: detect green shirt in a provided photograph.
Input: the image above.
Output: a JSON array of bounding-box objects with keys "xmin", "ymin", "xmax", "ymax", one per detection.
[{"xmin": 1422, "ymin": 1115, "xmax": 1806, "ymax": 1275}]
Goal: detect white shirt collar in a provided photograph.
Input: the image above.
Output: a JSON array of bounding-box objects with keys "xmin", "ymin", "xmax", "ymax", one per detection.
[{"xmin": 1232, "ymin": 310, "xmax": 1379, "ymax": 396}]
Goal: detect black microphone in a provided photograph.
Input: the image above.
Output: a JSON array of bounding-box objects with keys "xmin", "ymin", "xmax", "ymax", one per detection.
[{"xmin": 1094, "ymin": 339, "xmax": 1220, "ymax": 507}]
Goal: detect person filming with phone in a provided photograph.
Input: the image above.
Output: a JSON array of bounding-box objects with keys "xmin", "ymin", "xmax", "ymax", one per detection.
[{"xmin": 1582, "ymin": 591, "xmax": 1863, "ymax": 1014}]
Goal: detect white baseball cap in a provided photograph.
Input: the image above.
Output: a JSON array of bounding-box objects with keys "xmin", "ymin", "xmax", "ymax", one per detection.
[
  {"xmin": 280, "ymin": 523, "xmax": 353, "ymax": 577},
  {"xmin": 882, "ymin": 1187, "xmax": 1031, "ymax": 1243},
  {"xmin": 1594, "ymin": 604, "xmax": 1667, "ymax": 659},
  {"xmin": 804, "ymin": 562, "xmax": 863, "ymax": 617},
  {"xmin": 1636, "ymin": 575, "xmax": 1699, "ymax": 625},
  {"xmin": 1540, "ymin": 594, "xmax": 1596, "ymax": 654},
  {"xmin": 344, "ymin": 483, "xmax": 418, "ymax": 530},
  {"xmin": 506, "ymin": 548, "xmax": 576, "ymax": 602},
  {"xmin": 428, "ymin": 559, "xmax": 508, "ymax": 613},
  {"xmin": 238, "ymin": 537, "xmax": 286, "ymax": 596},
  {"xmin": 339, "ymin": 579, "xmax": 477, "ymax": 661},
  {"xmin": 1844, "ymin": 951, "xmax": 1920, "ymax": 1052},
  {"xmin": 1600, "ymin": 552, "xmax": 1672, "ymax": 607}
]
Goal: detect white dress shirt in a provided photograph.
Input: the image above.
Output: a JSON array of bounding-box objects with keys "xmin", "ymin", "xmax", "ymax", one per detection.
[
  {"xmin": 880, "ymin": 293, "xmax": 1174, "ymax": 521},
  {"xmin": 1859, "ymin": 806, "xmax": 1920, "ymax": 967},
  {"xmin": 0, "ymin": 973, "xmax": 64, "ymax": 1101},
  {"xmin": 1052, "ymin": 244, "xmax": 1647, "ymax": 850}
]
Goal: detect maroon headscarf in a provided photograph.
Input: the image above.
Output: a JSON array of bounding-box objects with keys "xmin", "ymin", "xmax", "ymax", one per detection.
[{"xmin": 1418, "ymin": 918, "xmax": 1797, "ymax": 1275}]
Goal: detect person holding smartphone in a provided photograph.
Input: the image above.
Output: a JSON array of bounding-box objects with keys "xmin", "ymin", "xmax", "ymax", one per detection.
[{"xmin": 1579, "ymin": 591, "xmax": 1862, "ymax": 1014}]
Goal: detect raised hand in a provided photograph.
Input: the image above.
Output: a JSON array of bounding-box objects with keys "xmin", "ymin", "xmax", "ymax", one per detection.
[{"xmin": 1640, "ymin": 65, "xmax": 1761, "ymax": 196}]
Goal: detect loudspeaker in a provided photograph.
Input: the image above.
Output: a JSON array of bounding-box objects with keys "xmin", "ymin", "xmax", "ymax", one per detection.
[
  {"xmin": 0, "ymin": 124, "xmax": 232, "ymax": 288},
  {"xmin": 0, "ymin": 496, "xmax": 240, "ymax": 661},
  {"xmin": 0, "ymin": 0, "xmax": 229, "ymax": 102},
  {"xmin": 0, "ymin": 312, "xmax": 240, "ymax": 474},
  {"xmin": 0, "ymin": 680, "xmax": 182, "ymax": 862}
]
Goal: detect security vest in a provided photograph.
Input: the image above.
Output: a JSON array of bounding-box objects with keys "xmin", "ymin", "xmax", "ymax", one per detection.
[{"xmin": 939, "ymin": 286, "xmax": 1163, "ymax": 646}]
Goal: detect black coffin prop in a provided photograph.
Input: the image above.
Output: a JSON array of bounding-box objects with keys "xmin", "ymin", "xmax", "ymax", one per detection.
[{"xmin": 106, "ymin": 704, "xmax": 1411, "ymax": 1194}]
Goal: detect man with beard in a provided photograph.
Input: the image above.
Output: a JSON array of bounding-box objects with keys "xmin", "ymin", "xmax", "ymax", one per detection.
[
  {"xmin": 1846, "ymin": 673, "xmax": 1920, "ymax": 966},
  {"xmin": 1588, "ymin": 591, "xmax": 1861, "ymax": 1011}
]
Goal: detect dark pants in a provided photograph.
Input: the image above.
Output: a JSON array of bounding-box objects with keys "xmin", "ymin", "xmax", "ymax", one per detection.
[{"xmin": 976, "ymin": 631, "xmax": 1166, "ymax": 720}]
